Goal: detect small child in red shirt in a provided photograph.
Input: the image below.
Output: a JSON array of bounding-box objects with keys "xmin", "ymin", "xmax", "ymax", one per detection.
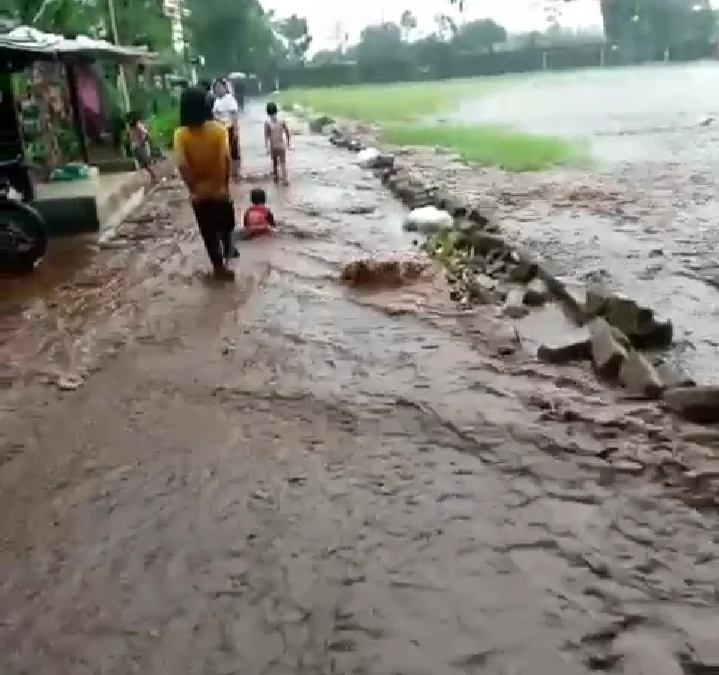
[{"xmin": 242, "ymin": 187, "xmax": 276, "ymax": 239}]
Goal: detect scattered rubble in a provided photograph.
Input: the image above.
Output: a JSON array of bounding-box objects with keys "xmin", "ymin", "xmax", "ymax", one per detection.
[
  {"xmin": 584, "ymin": 284, "xmax": 673, "ymax": 349},
  {"xmin": 326, "ymin": 123, "xmax": 719, "ymax": 429},
  {"xmin": 619, "ymin": 350, "xmax": 664, "ymax": 400},
  {"xmin": 309, "ymin": 114, "xmax": 334, "ymax": 133},
  {"xmin": 589, "ymin": 317, "xmax": 628, "ymax": 379},
  {"xmin": 663, "ymin": 386, "xmax": 719, "ymax": 424},
  {"xmin": 653, "ymin": 359, "xmax": 695, "ymax": 389},
  {"xmin": 536, "ymin": 328, "xmax": 591, "ymax": 365}
]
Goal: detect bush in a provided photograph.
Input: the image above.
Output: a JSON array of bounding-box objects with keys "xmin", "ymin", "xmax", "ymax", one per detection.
[{"xmin": 146, "ymin": 106, "xmax": 179, "ymax": 149}]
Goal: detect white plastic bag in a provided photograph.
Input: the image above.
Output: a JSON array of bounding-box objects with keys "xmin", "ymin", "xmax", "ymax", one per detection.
[
  {"xmin": 357, "ymin": 147, "xmax": 381, "ymax": 168},
  {"xmin": 403, "ymin": 206, "xmax": 453, "ymax": 234}
]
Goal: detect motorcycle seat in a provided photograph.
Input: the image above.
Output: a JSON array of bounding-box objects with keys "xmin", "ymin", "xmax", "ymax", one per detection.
[{"xmin": 0, "ymin": 157, "xmax": 23, "ymax": 171}]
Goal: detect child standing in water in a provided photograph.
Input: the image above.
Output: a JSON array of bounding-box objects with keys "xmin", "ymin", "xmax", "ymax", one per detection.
[
  {"xmin": 264, "ymin": 102, "xmax": 290, "ymax": 185},
  {"xmin": 173, "ymin": 86, "xmax": 236, "ymax": 280},
  {"xmin": 126, "ymin": 111, "xmax": 157, "ymax": 184}
]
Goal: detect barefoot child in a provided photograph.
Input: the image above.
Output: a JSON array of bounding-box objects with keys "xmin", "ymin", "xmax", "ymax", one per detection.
[
  {"xmin": 126, "ymin": 111, "xmax": 157, "ymax": 183},
  {"xmin": 242, "ymin": 187, "xmax": 276, "ymax": 239},
  {"xmin": 174, "ymin": 86, "xmax": 237, "ymax": 280},
  {"xmin": 264, "ymin": 102, "xmax": 290, "ymax": 185}
]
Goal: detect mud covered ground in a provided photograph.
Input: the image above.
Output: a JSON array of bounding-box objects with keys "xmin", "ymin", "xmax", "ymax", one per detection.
[{"xmin": 2, "ymin": 101, "xmax": 719, "ymax": 674}]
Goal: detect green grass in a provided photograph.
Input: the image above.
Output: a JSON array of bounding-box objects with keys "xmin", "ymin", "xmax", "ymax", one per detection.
[
  {"xmin": 379, "ymin": 124, "xmax": 589, "ymax": 172},
  {"xmin": 278, "ymin": 76, "xmax": 591, "ymax": 171},
  {"xmin": 276, "ymin": 78, "xmax": 507, "ymax": 122}
]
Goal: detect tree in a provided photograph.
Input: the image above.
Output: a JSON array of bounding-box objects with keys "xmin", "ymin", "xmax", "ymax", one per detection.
[
  {"xmin": 277, "ymin": 13, "xmax": 312, "ymax": 63},
  {"xmin": 433, "ymin": 13, "xmax": 458, "ymax": 41},
  {"xmin": 0, "ymin": 0, "xmax": 101, "ymax": 34},
  {"xmin": 330, "ymin": 20, "xmax": 349, "ymax": 54},
  {"xmin": 184, "ymin": 0, "xmax": 279, "ymax": 74},
  {"xmin": 399, "ymin": 9, "xmax": 417, "ymax": 42},
  {"xmin": 453, "ymin": 18, "xmax": 507, "ymax": 52},
  {"xmin": 0, "ymin": 0, "xmax": 172, "ymax": 48},
  {"xmin": 311, "ymin": 48, "xmax": 345, "ymax": 65},
  {"xmin": 114, "ymin": 0, "xmax": 173, "ymax": 51},
  {"xmin": 354, "ymin": 22, "xmax": 403, "ymax": 63}
]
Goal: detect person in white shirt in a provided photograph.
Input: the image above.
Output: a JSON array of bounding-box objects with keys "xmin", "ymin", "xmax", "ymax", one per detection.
[{"xmin": 212, "ymin": 78, "xmax": 241, "ymax": 180}]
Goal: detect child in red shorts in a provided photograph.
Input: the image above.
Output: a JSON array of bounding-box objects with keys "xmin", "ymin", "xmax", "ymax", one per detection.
[{"xmin": 242, "ymin": 187, "xmax": 276, "ymax": 239}]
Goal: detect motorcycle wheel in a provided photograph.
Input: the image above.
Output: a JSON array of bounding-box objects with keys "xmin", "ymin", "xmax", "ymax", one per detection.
[{"xmin": 0, "ymin": 200, "xmax": 48, "ymax": 275}]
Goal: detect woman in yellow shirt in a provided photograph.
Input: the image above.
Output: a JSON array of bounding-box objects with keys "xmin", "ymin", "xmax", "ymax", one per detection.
[{"xmin": 173, "ymin": 86, "xmax": 237, "ymax": 280}]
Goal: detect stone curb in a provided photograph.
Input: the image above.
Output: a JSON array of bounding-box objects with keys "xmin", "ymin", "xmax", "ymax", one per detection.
[{"xmin": 304, "ymin": 115, "xmax": 719, "ymax": 428}]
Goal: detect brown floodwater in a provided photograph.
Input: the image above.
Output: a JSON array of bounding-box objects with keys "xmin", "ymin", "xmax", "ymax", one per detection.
[
  {"xmin": 446, "ymin": 62, "xmax": 719, "ymax": 381},
  {"xmin": 1, "ymin": 100, "xmax": 719, "ymax": 675}
]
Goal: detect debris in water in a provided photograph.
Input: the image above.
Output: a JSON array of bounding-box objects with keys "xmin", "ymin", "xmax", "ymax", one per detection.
[
  {"xmin": 340, "ymin": 258, "xmax": 429, "ymax": 289},
  {"xmin": 56, "ymin": 375, "xmax": 83, "ymax": 391}
]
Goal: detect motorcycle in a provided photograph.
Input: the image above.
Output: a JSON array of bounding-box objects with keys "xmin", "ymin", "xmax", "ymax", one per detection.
[{"xmin": 0, "ymin": 157, "xmax": 47, "ymax": 275}]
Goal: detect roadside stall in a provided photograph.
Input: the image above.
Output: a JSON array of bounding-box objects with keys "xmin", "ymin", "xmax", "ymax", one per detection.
[{"xmin": 0, "ymin": 27, "xmax": 159, "ymax": 247}]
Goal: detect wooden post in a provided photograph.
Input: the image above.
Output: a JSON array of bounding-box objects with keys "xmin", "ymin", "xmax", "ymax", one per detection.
[
  {"xmin": 64, "ymin": 61, "xmax": 90, "ymax": 164},
  {"xmin": 106, "ymin": 0, "xmax": 131, "ymax": 110}
]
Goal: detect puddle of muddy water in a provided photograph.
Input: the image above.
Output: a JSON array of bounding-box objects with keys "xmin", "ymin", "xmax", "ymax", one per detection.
[{"xmin": 0, "ymin": 236, "xmax": 98, "ymax": 306}]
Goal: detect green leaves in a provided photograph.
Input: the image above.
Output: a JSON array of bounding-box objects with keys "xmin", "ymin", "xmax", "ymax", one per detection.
[
  {"xmin": 276, "ymin": 13, "xmax": 311, "ymax": 62},
  {"xmin": 0, "ymin": 0, "xmax": 173, "ymax": 51},
  {"xmin": 184, "ymin": 0, "xmax": 282, "ymax": 73}
]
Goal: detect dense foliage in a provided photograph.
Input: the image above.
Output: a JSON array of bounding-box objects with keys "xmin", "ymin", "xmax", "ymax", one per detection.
[
  {"xmin": 0, "ymin": 0, "xmax": 713, "ymax": 86},
  {"xmin": 312, "ymin": 0, "xmax": 715, "ymax": 69}
]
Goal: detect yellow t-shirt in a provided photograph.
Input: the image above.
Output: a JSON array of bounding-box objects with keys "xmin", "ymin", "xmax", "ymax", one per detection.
[{"xmin": 173, "ymin": 121, "xmax": 230, "ymax": 200}]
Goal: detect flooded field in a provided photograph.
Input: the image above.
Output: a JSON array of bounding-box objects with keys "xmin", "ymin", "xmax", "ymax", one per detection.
[
  {"xmin": 450, "ymin": 62, "xmax": 719, "ymax": 164},
  {"xmin": 2, "ymin": 97, "xmax": 719, "ymax": 673},
  {"xmin": 421, "ymin": 62, "xmax": 719, "ymax": 380}
]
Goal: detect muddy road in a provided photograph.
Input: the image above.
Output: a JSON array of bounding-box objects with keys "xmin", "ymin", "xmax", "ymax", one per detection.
[{"xmin": 2, "ymin": 103, "xmax": 719, "ymax": 674}]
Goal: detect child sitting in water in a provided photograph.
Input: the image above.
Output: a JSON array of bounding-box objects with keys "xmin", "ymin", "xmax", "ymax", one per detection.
[
  {"xmin": 126, "ymin": 111, "xmax": 157, "ymax": 184},
  {"xmin": 242, "ymin": 187, "xmax": 276, "ymax": 238}
]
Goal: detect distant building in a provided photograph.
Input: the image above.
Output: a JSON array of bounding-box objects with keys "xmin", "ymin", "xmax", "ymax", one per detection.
[{"xmin": 162, "ymin": 0, "xmax": 186, "ymax": 53}]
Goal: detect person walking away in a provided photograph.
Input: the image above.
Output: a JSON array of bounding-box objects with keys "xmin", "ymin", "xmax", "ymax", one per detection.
[
  {"xmin": 126, "ymin": 111, "xmax": 157, "ymax": 184},
  {"xmin": 264, "ymin": 101, "xmax": 290, "ymax": 185},
  {"xmin": 242, "ymin": 187, "xmax": 276, "ymax": 239},
  {"xmin": 173, "ymin": 86, "xmax": 237, "ymax": 281},
  {"xmin": 212, "ymin": 79, "xmax": 241, "ymax": 181},
  {"xmin": 198, "ymin": 79, "xmax": 215, "ymax": 115},
  {"xmin": 236, "ymin": 78, "xmax": 245, "ymax": 112}
]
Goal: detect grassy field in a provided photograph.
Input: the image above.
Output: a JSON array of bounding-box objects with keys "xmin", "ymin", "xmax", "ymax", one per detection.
[
  {"xmin": 380, "ymin": 124, "xmax": 588, "ymax": 172},
  {"xmin": 277, "ymin": 78, "xmax": 505, "ymax": 122},
  {"xmin": 277, "ymin": 77, "xmax": 589, "ymax": 172}
]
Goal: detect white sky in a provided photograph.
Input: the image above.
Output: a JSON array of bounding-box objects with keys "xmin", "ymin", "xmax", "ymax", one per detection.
[{"xmin": 263, "ymin": 0, "xmax": 607, "ymax": 51}]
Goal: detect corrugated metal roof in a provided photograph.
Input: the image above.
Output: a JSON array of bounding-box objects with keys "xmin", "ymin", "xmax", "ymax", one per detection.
[{"xmin": 0, "ymin": 26, "xmax": 158, "ymax": 61}]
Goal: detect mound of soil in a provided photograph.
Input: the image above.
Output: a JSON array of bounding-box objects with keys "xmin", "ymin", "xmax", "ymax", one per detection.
[{"xmin": 340, "ymin": 258, "xmax": 430, "ymax": 289}]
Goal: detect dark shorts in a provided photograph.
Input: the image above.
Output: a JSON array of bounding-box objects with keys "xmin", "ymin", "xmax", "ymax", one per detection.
[
  {"xmin": 192, "ymin": 197, "xmax": 236, "ymax": 266},
  {"xmin": 270, "ymin": 147, "xmax": 286, "ymax": 165},
  {"xmin": 135, "ymin": 142, "xmax": 152, "ymax": 169},
  {"xmin": 227, "ymin": 127, "xmax": 240, "ymax": 161}
]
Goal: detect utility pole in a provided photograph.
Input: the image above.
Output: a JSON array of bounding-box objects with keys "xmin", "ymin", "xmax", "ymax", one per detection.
[{"xmin": 107, "ymin": 0, "xmax": 131, "ymax": 109}]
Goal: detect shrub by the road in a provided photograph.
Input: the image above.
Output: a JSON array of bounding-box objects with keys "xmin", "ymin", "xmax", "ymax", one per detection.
[{"xmin": 147, "ymin": 107, "xmax": 180, "ymax": 149}]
